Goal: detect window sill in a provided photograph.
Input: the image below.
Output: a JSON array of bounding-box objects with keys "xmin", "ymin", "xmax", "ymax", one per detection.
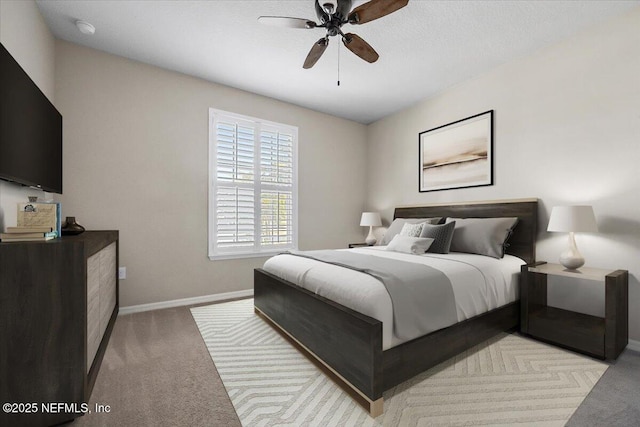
[{"xmin": 208, "ymin": 250, "xmax": 294, "ymax": 261}]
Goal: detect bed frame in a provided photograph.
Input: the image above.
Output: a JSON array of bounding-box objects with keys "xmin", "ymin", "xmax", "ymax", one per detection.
[{"xmin": 254, "ymin": 198, "xmax": 538, "ymax": 416}]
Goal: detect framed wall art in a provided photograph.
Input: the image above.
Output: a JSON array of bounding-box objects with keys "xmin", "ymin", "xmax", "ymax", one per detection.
[{"xmin": 419, "ymin": 110, "xmax": 493, "ymax": 192}]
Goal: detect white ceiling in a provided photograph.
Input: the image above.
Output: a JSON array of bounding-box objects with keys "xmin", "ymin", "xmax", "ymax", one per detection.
[{"xmin": 36, "ymin": 0, "xmax": 638, "ymax": 124}]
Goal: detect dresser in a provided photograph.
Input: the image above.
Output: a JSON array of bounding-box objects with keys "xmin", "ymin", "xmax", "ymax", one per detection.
[{"xmin": 0, "ymin": 231, "xmax": 119, "ymax": 427}]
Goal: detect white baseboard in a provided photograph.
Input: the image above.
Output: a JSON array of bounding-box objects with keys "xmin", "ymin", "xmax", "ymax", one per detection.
[
  {"xmin": 627, "ymin": 339, "xmax": 640, "ymax": 353},
  {"xmin": 119, "ymin": 289, "xmax": 253, "ymax": 315}
]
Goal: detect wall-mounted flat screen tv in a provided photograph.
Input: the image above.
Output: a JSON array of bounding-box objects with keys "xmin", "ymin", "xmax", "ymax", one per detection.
[{"xmin": 0, "ymin": 43, "xmax": 62, "ymax": 194}]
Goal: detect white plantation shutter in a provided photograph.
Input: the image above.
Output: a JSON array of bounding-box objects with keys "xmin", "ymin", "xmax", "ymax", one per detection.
[
  {"xmin": 260, "ymin": 129, "xmax": 293, "ymax": 185},
  {"xmin": 215, "ymin": 186, "xmax": 254, "ymax": 248},
  {"xmin": 261, "ymin": 191, "xmax": 293, "ymax": 246},
  {"xmin": 216, "ymin": 121, "xmax": 255, "ymax": 183},
  {"xmin": 209, "ymin": 109, "xmax": 297, "ymax": 259}
]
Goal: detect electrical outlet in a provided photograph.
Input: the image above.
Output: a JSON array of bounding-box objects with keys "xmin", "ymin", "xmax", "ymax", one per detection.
[{"xmin": 118, "ymin": 267, "xmax": 126, "ymax": 280}]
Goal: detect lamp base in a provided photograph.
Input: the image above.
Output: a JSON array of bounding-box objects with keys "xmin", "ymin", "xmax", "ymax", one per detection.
[
  {"xmin": 559, "ymin": 232, "xmax": 585, "ymax": 270},
  {"xmin": 365, "ymin": 226, "xmax": 377, "ymax": 246},
  {"xmin": 559, "ymin": 252, "xmax": 585, "ymax": 270}
]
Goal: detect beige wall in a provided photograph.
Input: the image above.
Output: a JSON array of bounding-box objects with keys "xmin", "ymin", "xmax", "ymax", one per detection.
[
  {"xmin": 54, "ymin": 41, "xmax": 367, "ymax": 307},
  {"xmin": 0, "ymin": 0, "xmax": 55, "ymax": 100},
  {"xmin": 366, "ymin": 9, "xmax": 640, "ymax": 340},
  {"xmin": 0, "ymin": 0, "xmax": 56, "ymax": 230}
]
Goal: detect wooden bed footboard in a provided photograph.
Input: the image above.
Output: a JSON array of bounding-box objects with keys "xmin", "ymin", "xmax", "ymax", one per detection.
[
  {"xmin": 254, "ymin": 268, "xmax": 519, "ymax": 416},
  {"xmin": 254, "ymin": 268, "xmax": 384, "ymax": 404}
]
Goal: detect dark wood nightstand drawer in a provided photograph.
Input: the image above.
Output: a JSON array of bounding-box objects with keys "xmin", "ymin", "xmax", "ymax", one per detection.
[{"xmin": 528, "ymin": 306, "xmax": 605, "ymax": 358}]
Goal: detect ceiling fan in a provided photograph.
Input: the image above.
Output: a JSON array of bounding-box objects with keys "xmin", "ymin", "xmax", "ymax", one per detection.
[{"xmin": 258, "ymin": 0, "xmax": 409, "ymax": 69}]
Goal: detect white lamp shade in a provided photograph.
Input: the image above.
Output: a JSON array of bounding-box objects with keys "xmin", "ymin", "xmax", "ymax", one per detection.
[
  {"xmin": 547, "ymin": 205, "xmax": 598, "ymax": 232},
  {"xmin": 360, "ymin": 212, "xmax": 382, "ymax": 227}
]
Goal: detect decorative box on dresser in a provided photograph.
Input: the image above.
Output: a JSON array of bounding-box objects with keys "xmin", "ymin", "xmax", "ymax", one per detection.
[{"xmin": 0, "ymin": 231, "xmax": 119, "ymax": 427}]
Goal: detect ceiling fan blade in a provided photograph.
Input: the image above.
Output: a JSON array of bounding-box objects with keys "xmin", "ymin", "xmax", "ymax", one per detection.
[
  {"xmin": 348, "ymin": 0, "xmax": 409, "ymax": 24},
  {"xmin": 257, "ymin": 16, "xmax": 317, "ymax": 29},
  {"xmin": 303, "ymin": 38, "xmax": 329, "ymax": 69},
  {"xmin": 342, "ymin": 33, "xmax": 379, "ymax": 63}
]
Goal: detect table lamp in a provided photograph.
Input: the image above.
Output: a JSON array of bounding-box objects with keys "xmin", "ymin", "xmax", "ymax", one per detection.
[
  {"xmin": 360, "ymin": 212, "xmax": 382, "ymax": 246},
  {"xmin": 547, "ymin": 205, "xmax": 597, "ymax": 270}
]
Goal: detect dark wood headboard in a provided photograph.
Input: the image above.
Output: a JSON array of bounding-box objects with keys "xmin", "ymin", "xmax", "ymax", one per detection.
[{"xmin": 394, "ymin": 198, "xmax": 538, "ymax": 264}]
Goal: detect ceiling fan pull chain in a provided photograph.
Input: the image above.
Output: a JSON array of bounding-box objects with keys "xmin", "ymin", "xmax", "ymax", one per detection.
[{"xmin": 337, "ymin": 41, "xmax": 341, "ymax": 86}]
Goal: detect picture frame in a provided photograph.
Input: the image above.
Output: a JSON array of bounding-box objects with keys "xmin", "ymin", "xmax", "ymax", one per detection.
[{"xmin": 419, "ymin": 110, "xmax": 493, "ymax": 192}]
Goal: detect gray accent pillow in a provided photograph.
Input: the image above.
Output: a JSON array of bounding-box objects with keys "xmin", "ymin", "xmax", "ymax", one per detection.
[
  {"xmin": 380, "ymin": 217, "xmax": 442, "ymax": 246},
  {"xmin": 386, "ymin": 236, "xmax": 434, "ymax": 254},
  {"xmin": 399, "ymin": 222, "xmax": 424, "ymax": 237},
  {"xmin": 419, "ymin": 221, "xmax": 456, "ymax": 254},
  {"xmin": 446, "ymin": 217, "xmax": 519, "ymax": 258}
]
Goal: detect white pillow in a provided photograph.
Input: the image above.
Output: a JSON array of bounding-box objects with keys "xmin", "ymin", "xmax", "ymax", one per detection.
[
  {"xmin": 380, "ymin": 217, "xmax": 442, "ymax": 245},
  {"xmin": 386, "ymin": 235, "xmax": 434, "ymax": 254},
  {"xmin": 399, "ymin": 222, "xmax": 424, "ymax": 237}
]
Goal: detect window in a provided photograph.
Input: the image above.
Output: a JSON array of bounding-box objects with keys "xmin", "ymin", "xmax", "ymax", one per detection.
[{"xmin": 209, "ymin": 109, "xmax": 298, "ymax": 260}]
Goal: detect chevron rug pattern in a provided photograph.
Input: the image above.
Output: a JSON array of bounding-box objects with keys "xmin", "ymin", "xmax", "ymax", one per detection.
[{"xmin": 191, "ymin": 299, "xmax": 607, "ymax": 426}]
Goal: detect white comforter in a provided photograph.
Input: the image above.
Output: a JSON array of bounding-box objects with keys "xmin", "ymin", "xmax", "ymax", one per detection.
[{"xmin": 263, "ymin": 247, "xmax": 524, "ymax": 350}]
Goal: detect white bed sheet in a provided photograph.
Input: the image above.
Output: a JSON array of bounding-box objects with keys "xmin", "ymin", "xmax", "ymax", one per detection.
[{"xmin": 262, "ymin": 247, "xmax": 525, "ymax": 350}]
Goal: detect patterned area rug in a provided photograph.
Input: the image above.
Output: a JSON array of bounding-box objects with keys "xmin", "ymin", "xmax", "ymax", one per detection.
[{"xmin": 191, "ymin": 299, "xmax": 607, "ymax": 426}]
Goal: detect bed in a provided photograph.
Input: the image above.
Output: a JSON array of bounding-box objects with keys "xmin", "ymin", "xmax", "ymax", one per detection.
[{"xmin": 254, "ymin": 199, "xmax": 538, "ymax": 416}]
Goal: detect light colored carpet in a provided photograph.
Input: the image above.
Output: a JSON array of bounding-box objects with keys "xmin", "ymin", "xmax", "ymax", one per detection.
[{"xmin": 191, "ymin": 299, "xmax": 608, "ymax": 426}]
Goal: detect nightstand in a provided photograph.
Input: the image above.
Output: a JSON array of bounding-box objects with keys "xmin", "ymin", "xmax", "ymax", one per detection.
[
  {"xmin": 520, "ymin": 262, "xmax": 628, "ymax": 360},
  {"xmin": 348, "ymin": 243, "xmax": 369, "ymax": 248}
]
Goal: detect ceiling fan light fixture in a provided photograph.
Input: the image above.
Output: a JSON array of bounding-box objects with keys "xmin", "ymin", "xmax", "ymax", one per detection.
[
  {"xmin": 322, "ymin": 2, "xmax": 335, "ymax": 14},
  {"xmin": 259, "ymin": 0, "xmax": 408, "ymax": 69},
  {"xmin": 75, "ymin": 19, "xmax": 95, "ymax": 35}
]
